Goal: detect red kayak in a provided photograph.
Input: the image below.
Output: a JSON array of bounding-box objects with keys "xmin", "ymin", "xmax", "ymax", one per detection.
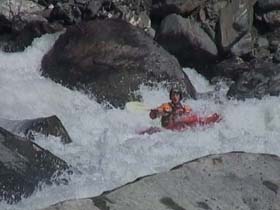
[{"xmin": 137, "ymin": 113, "xmax": 221, "ymax": 135}]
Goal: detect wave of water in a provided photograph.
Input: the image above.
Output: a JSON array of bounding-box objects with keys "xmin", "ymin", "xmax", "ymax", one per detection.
[{"xmin": 1, "ymin": 33, "xmax": 280, "ymax": 210}]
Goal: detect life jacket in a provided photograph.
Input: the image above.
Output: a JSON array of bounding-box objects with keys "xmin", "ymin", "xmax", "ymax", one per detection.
[{"xmin": 161, "ymin": 102, "xmax": 185, "ymax": 128}]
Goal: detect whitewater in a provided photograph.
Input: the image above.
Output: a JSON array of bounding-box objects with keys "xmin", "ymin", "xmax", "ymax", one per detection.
[{"xmin": 1, "ymin": 33, "xmax": 280, "ymax": 210}]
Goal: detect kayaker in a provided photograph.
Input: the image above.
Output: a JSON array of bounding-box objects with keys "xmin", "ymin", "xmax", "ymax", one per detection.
[{"xmin": 149, "ymin": 87, "xmax": 192, "ymax": 129}]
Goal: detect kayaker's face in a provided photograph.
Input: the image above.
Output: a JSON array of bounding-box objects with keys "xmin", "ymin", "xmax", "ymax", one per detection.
[{"xmin": 171, "ymin": 93, "xmax": 180, "ymax": 104}]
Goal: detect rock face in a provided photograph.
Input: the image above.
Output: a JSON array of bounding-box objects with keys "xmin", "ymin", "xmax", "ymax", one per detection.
[
  {"xmin": 41, "ymin": 18, "xmax": 196, "ymax": 107},
  {"xmin": 0, "ymin": 0, "xmax": 44, "ymax": 22},
  {"xmin": 41, "ymin": 152, "xmax": 280, "ymax": 210},
  {"xmin": 218, "ymin": 0, "xmax": 256, "ymax": 53},
  {"xmin": 227, "ymin": 59, "xmax": 280, "ymax": 99},
  {"xmin": 0, "ymin": 127, "xmax": 69, "ymax": 204},
  {"xmin": 0, "ymin": 0, "xmax": 63, "ymax": 52}
]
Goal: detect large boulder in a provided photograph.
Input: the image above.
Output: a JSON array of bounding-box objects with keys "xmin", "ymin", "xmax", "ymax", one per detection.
[
  {"xmin": 41, "ymin": 18, "xmax": 196, "ymax": 107},
  {"xmin": 0, "ymin": 127, "xmax": 69, "ymax": 204},
  {"xmin": 40, "ymin": 152, "xmax": 280, "ymax": 210},
  {"xmin": 156, "ymin": 14, "xmax": 218, "ymax": 71}
]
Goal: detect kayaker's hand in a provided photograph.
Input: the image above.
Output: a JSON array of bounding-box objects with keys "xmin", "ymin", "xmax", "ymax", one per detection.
[{"xmin": 149, "ymin": 109, "xmax": 158, "ymax": 119}]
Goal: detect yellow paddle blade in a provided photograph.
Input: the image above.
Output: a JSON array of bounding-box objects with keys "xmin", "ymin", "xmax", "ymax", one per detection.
[{"xmin": 125, "ymin": 101, "xmax": 150, "ymax": 112}]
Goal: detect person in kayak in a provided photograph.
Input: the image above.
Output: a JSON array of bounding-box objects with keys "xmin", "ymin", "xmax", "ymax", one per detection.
[{"xmin": 149, "ymin": 87, "xmax": 193, "ymax": 129}]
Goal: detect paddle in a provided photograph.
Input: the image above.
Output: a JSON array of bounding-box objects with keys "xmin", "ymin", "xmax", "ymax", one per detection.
[
  {"xmin": 125, "ymin": 101, "xmax": 151, "ymax": 112},
  {"xmin": 125, "ymin": 102, "xmax": 161, "ymax": 129}
]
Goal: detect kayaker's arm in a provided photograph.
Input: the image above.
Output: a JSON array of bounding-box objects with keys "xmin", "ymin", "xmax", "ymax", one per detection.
[
  {"xmin": 149, "ymin": 104, "xmax": 172, "ymax": 119},
  {"xmin": 183, "ymin": 105, "xmax": 192, "ymax": 113}
]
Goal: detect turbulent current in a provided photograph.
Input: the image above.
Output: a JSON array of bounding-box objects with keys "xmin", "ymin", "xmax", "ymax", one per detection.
[{"xmin": 1, "ymin": 33, "xmax": 280, "ymax": 210}]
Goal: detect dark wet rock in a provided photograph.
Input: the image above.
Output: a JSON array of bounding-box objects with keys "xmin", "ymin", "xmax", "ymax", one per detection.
[
  {"xmin": 96, "ymin": 0, "xmax": 152, "ymax": 30},
  {"xmin": 49, "ymin": 2, "xmax": 82, "ymax": 24},
  {"xmin": 255, "ymin": 9, "xmax": 280, "ymax": 31},
  {"xmin": 256, "ymin": 0, "xmax": 280, "ymax": 12},
  {"xmin": 227, "ymin": 59, "xmax": 280, "ymax": 99},
  {"xmin": 36, "ymin": 0, "xmax": 70, "ymax": 7},
  {"xmin": 151, "ymin": 0, "xmax": 207, "ymax": 21},
  {"xmin": 0, "ymin": 115, "xmax": 72, "ymax": 144},
  {"xmin": 41, "ymin": 152, "xmax": 280, "ymax": 210},
  {"xmin": 3, "ymin": 20, "xmax": 63, "ymax": 52},
  {"xmin": 0, "ymin": 127, "xmax": 69, "ymax": 204},
  {"xmin": 273, "ymin": 45, "xmax": 280, "ymax": 62},
  {"xmin": 213, "ymin": 56, "xmax": 250, "ymax": 80},
  {"xmin": 267, "ymin": 28, "xmax": 280, "ymax": 51},
  {"xmin": 41, "ymin": 18, "xmax": 196, "ymax": 108},
  {"xmin": 156, "ymin": 14, "xmax": 218, "ymax": 70},
  {"xmin": 263, "ymin": 10, "xmax": 280, "ymax": 28},
  {"xmin": 75, "ymin": 0, "xmax": 104, "ymax": 20}
]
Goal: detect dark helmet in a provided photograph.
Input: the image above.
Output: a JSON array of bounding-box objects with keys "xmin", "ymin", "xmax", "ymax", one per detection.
[{"xmin": 169, "ymin": 87, "xmax": 182, "ymax": 100}]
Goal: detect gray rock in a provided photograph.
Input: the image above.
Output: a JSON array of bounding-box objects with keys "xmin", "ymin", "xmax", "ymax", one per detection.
[
  {"xmin": 0, "ymin": 127, "xmax": 69, "ymax": 204},
  {"xmin": 218, "ymin": 0, "xmax": 256, "ymax": 52},
  {"xmin": 0, "ymin": 0, "xmax": 44, "ymax": 21},
  {"xmin": 230, "ymin": 32, "xmax": 254, "ymax": 56},
  {"xmin": 40, "ymin": 152, "xmax": 280, "ymax": 210},
  {"xmin": 156, "ymin": 14, "xmax": 218, "ymax": 68},
  {"xmin": 257, "ymin": 36, "xmax": 269, "ymax": 48}
]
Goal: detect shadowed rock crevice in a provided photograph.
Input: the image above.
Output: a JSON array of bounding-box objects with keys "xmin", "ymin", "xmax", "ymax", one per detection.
[
  {"xmin": 263, "ymin": 180, "xmax": 279, "ymax": 194},
  {"xmin": 160, "ymin": 197, "xmax": 186, "ymax": 210}
]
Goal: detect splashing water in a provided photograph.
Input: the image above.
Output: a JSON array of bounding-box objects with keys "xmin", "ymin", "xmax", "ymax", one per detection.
[{"xmin": 1, "ymin": 33, "xmax": 280, "ymax": 210}]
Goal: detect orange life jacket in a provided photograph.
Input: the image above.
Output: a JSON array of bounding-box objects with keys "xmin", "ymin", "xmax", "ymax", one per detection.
[{"xmin": 160, "ymin": 102, "xmax": 186, "ymax": 128}]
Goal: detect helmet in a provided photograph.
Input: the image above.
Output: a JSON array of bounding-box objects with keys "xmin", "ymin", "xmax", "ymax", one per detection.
[{"xmin": 169, "ymin": 87, "xmax": 182, "ymax": 100}]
